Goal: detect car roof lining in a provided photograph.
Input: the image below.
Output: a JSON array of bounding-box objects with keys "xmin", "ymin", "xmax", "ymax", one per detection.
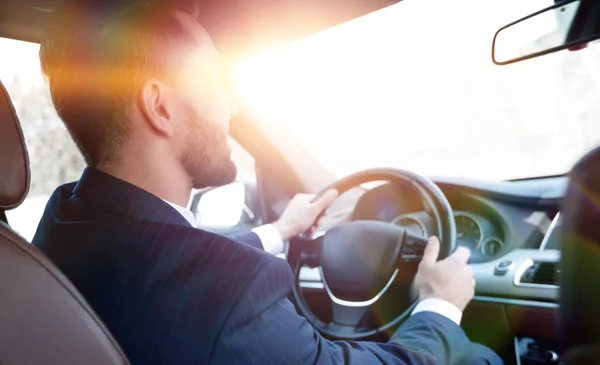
[{"xmin": 0, "ymin": 0, "xmax": 401, "ymax": 61}]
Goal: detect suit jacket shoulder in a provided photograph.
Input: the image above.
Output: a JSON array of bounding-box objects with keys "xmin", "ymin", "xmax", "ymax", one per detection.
[
  {"xmin": 32, "ymin": 171, "xmax": 281, "ymax": 364},
  {"xmin": 229, "ymin": 230, "xmax": 263, "ymax": 250}
]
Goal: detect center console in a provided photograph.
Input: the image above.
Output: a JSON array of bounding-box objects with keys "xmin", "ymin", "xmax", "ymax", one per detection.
[
  {"xmin": 513, "ymin": 213, "xmax": 562, "ymax": 365},
  {"xmin": 515, "ymin": 337, "xmax": 562, "ymax": 365}
]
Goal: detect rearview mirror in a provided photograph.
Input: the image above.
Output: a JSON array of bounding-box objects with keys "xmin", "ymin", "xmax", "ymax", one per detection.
[{"xmin": 492, "ymin": 0, "xmax": 600, "ymax": 65}]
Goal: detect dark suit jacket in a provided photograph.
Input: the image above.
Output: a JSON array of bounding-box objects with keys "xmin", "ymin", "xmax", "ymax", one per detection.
[{"xmin": 32, "ymin": 167, "xmax": 499, "ymax": 364}]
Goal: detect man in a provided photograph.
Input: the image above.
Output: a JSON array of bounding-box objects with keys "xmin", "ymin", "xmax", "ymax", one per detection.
[
  {"xmin": 33, "ymin": 1, "xmax": 502, "ymax": 364},
  {"xmin": 193, "ymin": 187, "xmax": 339, "ymax": 255}
]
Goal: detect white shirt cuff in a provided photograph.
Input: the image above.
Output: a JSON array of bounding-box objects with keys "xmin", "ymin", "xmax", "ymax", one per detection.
[
  {"xmin": 251, "ymin": 224, "xmax": 285, "ymax": 255},
  {"xmin": 411, "ymin": 298, "xmax": 463, "ymax": 326}
]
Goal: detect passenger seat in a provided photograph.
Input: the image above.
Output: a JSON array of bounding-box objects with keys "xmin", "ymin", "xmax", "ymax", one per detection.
[{"xmin": 0, "ymin": 79, "xmax": 130, "ymax": 365}]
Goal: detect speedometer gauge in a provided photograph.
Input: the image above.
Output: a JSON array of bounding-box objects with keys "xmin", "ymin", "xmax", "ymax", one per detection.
[{"xmin": 454, "ymin": 212, "xmax": 484, "ymax": 252}]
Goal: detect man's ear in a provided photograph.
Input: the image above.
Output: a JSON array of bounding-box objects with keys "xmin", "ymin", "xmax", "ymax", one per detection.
[{"xmin": 138, "ymin": 80, "xmax": 175, "ymax": 137}]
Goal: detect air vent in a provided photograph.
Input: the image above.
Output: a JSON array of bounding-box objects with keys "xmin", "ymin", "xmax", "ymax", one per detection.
[{"xmin": 519, "ymin": 262, "xmax": 559, "ymax": 286}]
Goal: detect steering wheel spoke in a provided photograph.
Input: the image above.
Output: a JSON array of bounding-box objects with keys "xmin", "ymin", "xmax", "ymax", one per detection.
[
  {"xmin": 399, "ymin": 232, "xmax": 429, "ymax": 263},
  {"xmin": 330, "ymin": 302, "xmax": 370, "ymax": 328},
  {"xmin": 289, "ymin": 234, "xmax": 324, "ymax": 268}
]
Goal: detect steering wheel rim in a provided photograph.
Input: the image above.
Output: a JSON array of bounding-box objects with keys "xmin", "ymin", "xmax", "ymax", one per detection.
[{"xmin": 289, "ymin": 168, "xmax": 456, "ymax": 340}]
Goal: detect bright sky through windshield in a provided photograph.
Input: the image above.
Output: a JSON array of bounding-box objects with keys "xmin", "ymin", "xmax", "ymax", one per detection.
[
  {"xmin": 232, "ymin": 0, "xmax": 600, "ymax": 180},
  {"xmin": 2, "ymin": 0, "xmax": 600, "ymax": 182}
]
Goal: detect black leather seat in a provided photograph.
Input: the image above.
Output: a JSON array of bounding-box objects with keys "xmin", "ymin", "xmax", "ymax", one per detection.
[{"xmin": 0, "ymin": 80, "xmax": 130, "ymax": 365}]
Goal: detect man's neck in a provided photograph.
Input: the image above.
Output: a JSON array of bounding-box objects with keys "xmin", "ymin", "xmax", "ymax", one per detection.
[{"xmin": 95, "ymin": 158, "xmax": 192, "ymax": 208}]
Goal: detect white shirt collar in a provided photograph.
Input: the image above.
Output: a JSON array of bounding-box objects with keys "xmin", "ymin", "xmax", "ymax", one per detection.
[{"xmin": 162, "ymin": 199, "xmax": 198, "ymax": 228}]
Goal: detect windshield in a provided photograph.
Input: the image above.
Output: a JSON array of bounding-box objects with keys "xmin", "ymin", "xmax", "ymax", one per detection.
[{"xmin": 233, "ymin": 0, "xmax": 600, "ymax": 180}]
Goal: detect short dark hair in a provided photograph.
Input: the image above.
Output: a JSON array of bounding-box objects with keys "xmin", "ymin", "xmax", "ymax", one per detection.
[{"xmin": 40, "ymin": 1, "xmax": 197, "ymax": 166}]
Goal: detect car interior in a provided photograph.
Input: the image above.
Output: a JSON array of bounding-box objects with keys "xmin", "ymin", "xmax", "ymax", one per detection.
[{"xmin": 1, "ymin": 0, "xmax": 600, "ymax": 364}]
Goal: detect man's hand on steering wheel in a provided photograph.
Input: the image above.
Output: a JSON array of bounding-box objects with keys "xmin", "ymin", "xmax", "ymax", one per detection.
[
  {"xmin": 414, "ymin": 237, "xmax": 475, "ymax": 312},
  {"xmin": 273, "ymin": 189, "xmax": 339, "ymax": 241}
]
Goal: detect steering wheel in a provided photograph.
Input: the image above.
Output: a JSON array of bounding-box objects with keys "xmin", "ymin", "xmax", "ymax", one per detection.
[{"xmin": 288, "ymin": 168, "xmax": 456, "ymax": 340}]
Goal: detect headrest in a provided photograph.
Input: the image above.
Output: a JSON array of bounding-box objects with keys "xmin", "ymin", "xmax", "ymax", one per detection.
[{"xmin": 0, "ymin": 80, "xmax": 30, "ymax": 210}]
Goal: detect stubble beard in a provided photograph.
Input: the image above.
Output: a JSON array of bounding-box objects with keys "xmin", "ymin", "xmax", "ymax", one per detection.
[{"xmin": 181, "ymin": 110, "xmax": 237, "ymax": 189}]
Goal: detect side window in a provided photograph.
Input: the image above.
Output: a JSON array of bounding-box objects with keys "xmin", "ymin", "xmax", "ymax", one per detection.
[
  {"xmin": 1, "ymin": 38, "xmax": 85, "ymax": 241},
  {"xmin": 190, "ymin": 139, "xmax": 262, "ymax": 230}
]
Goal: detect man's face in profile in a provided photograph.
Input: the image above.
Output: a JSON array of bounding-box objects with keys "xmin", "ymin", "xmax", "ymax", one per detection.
[
  {"xmin": 170, "ymin": 12, "xmax": 238, "ymax": 189},
  {"xmin": 41, "ymin": 5, "xmax": 239, "ymax": 189}
]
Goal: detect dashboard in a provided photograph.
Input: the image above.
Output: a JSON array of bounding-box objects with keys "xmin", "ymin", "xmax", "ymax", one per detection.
[
  {"xmin": 348, "ymin": 180, "xmax": 553, "ymax": 263},
  {"xmin": 299, "ymin": 175, "xmax": 566, "ymax": 354}
]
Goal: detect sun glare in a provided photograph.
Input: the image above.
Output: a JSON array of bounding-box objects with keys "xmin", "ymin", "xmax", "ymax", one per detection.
[
  {"xmin": 231, "ymin": 0, "xmax": 433, "ymax": 165},
  {"xmin": 2, "ymin": 0, "xmax": 598, "ymax": 182},
  {"xmin": 231, "ymin": 0, "xmax": 590, "ymax": 180}
]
